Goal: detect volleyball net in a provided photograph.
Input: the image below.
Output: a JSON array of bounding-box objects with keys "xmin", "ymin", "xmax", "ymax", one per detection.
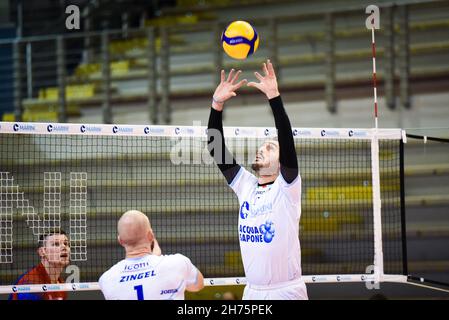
[{"xmin": 0, "ymin": 122, "xmax": 408, "ymax": 294}]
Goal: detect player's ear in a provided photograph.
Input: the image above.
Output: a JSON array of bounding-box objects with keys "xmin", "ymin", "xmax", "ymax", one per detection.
[
  {"xmin": 147, "ymin": 230, "xmax": 154, "ymax": 243},
  {"xmin": 117, "ymin": 235, "xmax": 123, "ymax": 246},
  {"xmin": 37, "ymin": 247, "xmax": 45, "ymax": 259}
]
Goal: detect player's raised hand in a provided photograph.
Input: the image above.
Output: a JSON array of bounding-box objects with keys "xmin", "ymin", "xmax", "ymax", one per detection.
[
  {"xmin": 247, "ymin": 59, "xmax": 280, "ymax": 100},
  {"xmin": 212, "ymin": 69, "xmax": 247, "ymax": 111}
]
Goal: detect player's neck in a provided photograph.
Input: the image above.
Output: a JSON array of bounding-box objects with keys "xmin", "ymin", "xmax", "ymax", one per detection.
[
  {"xmin": 125, "ymin": 245, "xmax": 153, "ymax": 259},
  {"xmin": 257, "ymin": 174, "xmax": 277, "ymax": 185},
  {"xmin": 42, "ymin": 261, "xmax": 64, "ymax": 283}
]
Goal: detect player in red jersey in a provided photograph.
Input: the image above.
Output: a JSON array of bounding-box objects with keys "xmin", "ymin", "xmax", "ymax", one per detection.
[{"xmin": 9, "ymin": 230, "xmax": 70, "ymax": 300}]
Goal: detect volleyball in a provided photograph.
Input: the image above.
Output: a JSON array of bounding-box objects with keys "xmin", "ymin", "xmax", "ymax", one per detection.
[{"xmin": 221, "ymin": 21, "xmax": 259, "ymax": 60}]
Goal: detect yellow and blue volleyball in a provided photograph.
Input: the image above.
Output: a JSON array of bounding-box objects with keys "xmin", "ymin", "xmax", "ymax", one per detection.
[{"xmin": 221, "ymin": 21, "xmax": 259, "ymax": 60}]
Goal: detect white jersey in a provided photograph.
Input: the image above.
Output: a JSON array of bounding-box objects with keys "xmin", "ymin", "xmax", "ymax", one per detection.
[
  {"xmin": 230, "ymin": 167, "xmax": 302, "ymax": 286},
  {"xmin": 99, "ymin": 253, "xmax": 199, "ymax": 300}
]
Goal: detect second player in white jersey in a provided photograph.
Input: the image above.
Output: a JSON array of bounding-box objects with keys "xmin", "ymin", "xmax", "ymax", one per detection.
[
  {"xmin": 231, "ymin": 167, "xmax": 301, "ymax": 286},
  {"xmin": 99, "ymin": 253, "xmax": 200, "ymax": 300}
]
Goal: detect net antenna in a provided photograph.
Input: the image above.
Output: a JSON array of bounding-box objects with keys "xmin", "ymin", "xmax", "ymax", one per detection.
[{"xmin": 366, "ymin": 5, "xmax": 380, "ymax": 129}]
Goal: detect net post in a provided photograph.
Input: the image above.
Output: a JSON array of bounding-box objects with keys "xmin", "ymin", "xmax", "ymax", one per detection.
[
  {"xmin": 371, "ymin": 129, "xmax": 384, "ymax": 283},
  {"xmin": 146, "ymin": 27, "xmax": 158, "ymax": 124},
  {"xmin": 56, "ymin": 36, "xmax": 67, "ymax": 123},
  {"xmin": 101, "ymin": 30, "xmax": 112, "ymax": 124},
  {"xmin": 399, "ymin": 137, "xmax": 408, "ymax": 276},
  {"xmin": 324, "ymin": 12, "xmax": 337, "ymax": 114}
]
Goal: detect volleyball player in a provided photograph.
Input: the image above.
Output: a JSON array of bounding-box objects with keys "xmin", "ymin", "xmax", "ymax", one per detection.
[
  {"xmin": 99, "ymin": 210, "xmax": 204, "ymax": 300},
  {"xmin": 9, "ymin": 230, "xmax": 70, "ymax": 300},
  {"xmin": 207, "ymin": 60, "xmax": 308, "ymax": 300}
]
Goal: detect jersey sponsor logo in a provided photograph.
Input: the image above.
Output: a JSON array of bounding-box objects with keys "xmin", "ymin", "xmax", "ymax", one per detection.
[
  {"xmin": 119, "ymin": 270, "xmax": 156, "ymax": 282},
  {"xmin": 239, "ymin": 201, "xmax": 272, "ymax": 219},
  {"xmin": 255, "ymin": 187, "xmax": 270, "ymax": 196},
  {"xmin": 160, "ymin": 288, "xmax": 178, "ymax": 295},
  {"xmin": 240, "ymin": 201, "xmax": 249, "ymax": 219},
  {"xmin": 259, "ymin": 220, "xmax": 275, "ymax": 243},
  {"xmin": 124, "ymin": 261, "xmax": 151, "ymax": 271},
  {"xmin": 239, "ymin": 221, "xmax": 275, "ymax": 243}
]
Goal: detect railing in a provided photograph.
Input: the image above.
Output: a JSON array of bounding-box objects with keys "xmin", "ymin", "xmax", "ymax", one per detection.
[{"xmin": 0, "ymin": 1, "xmax": 448, "ymax": 124}]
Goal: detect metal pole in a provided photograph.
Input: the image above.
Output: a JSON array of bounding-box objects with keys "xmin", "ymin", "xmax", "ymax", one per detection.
[
  {"xmin": 384, "ymin": 6, "xmax": 396, "ymax": 110},
  {"xmin": 122, "ymin": 12, "xmax": 129, "ymax": 38},
  {"xmin": 268, "ymin": 18, "xmax": 280, "ymax": 80},
  {"xmin": 13, "ymin": 41, "xmax": 23, "ymax": 121},
  {"xmin": 325, "ymin": 13, "xmax": 337, "ymax": 113},
  {"xmin": 101, "ymin": 31, "xmax": 112, "ymax": 124},
  {"xmin": 57, "ymin": 36, "xmax": 67, "ymax": 122},
  {"xmin": 16, "ymin": 0, "xmax": 22, "ymax": 38},
  {"xmin": 160, "ymin": 27, "xmax": 170, "ymax": 124},
  {"xmin": 147, "ymin": 27, "xmax": 158, "ymax": 124},
  {"xmin": 398, "ymin": 5, "xmax": 410, "ymax": 110},
  {"xmin": 213, "ymin": 21, "xmax": 224, "ymax": 87},
  {"xmin": 83, "ymin": 5, "xmax": 93, "ymax": 63},
  {"xmin": 26, "ymin": 42, "xmax": 32, "ymax": 99}
]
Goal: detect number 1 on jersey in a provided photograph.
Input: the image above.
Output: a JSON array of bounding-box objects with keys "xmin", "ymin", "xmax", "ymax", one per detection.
[{"xmin": 134, "ymin": 285, "xmax": 144, "ymax": 300}]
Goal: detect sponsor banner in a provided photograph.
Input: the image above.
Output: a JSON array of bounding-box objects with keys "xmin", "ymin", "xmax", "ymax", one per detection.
[
  {"xmin": 0, "ymin": 282, "xmax": 101, "ymax": 294},
  {"xmin": 303, "ymin": 274, "xmax": 377, "ymax": 283},
  {"xmin": 0, "ymin": 122, "xmax": 403, "ymax": 140},
  {"xmin": 205, "ymin": 278, "xmax": 247, "ymax": 286}
]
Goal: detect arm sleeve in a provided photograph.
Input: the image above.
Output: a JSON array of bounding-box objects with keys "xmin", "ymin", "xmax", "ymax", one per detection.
[
  {"xmin": 207, "ymin": 107, "xmax": 241, "ymax": 184},
  {"xmin": 269, "ymin": 95, "xmax": 298, "ymax": 184},
  {"xmin": 177, "ymin": 254, "xmax": 199, "ymax": 286}
]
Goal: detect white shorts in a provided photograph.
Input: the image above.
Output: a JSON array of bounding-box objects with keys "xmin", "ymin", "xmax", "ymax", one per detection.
[{"xmin": 242, "ymin": 278, "xmax": 308, "ymax": 300}]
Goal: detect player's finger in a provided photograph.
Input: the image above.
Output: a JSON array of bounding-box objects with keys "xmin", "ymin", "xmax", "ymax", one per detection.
[
  {"xmin": 267, "ymin": 59, "xmax": 275, "ymax": 76},
  {"xmin": 247, "ymin": 81, "xmax": 261, "ymax": 90},
  {"xmin": 254, "ymin": 71, "xmax": 264, "ymax": 81},
  {"xmin": 262, "ymin": 63, "xmax": 269, "ymax": 76},
  {"xmin": 227, "ymin": 69, "xmax": 235, "ymax": 82},
  {"xmin": 220, "ymin": 70, "xmax": 225, "ymax": 83},
  {"xmin": 233, "ymin": 79, "xmax": 247, "ymax": 90},
  {"xmin": 231, "ymin": 70, "xmax": 242, "ymax": 84}
]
